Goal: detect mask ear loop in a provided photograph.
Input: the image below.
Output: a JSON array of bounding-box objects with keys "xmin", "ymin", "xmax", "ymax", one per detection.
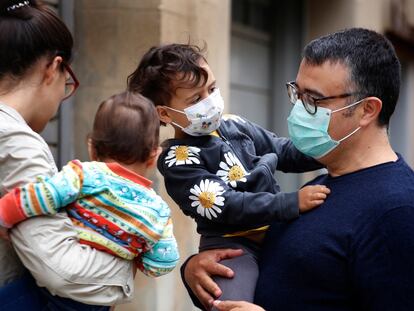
[
  {"xmin": 170, "ymin": 121, "xmax": 185, "ymax": 130},
  {"xmin": 331, "ymin": 98, "xmax": 365, "ymax": 113},
  {"xmin": 163, "ymin": 106, "xmax": 190, "ymax": 129},
  {"xmin": 163, "ymin": 106, "xmax": 197, "ymax": 135},
  {"xmin": 337, "ymin": 126, "xmax": 361, "ymax": 143},
  {"xmin": 164, "ymin": 106, "xmax": 186, "ymax": 115},
  {"xmin": 333, "ymin": 98, "xmax": 365, "ymax": 143}
]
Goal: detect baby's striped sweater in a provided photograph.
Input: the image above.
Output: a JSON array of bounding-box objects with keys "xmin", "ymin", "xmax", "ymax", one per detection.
[{"xmin": 0, "ymin": 160, "xmax": 179, "ymax": 277}]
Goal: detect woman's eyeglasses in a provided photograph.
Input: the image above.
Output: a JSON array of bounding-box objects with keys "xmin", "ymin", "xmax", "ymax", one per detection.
[{"xmin": 62, "ymin": 63, "xmax": 79, "ymax": 101}]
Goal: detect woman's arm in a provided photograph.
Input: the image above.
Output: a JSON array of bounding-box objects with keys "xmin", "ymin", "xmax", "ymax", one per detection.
[{"xmin": 2, "ymin": 130, "xmax": 134, "ymax": 305}]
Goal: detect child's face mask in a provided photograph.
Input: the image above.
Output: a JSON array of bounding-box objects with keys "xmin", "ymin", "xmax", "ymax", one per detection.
[{"xmin": 166, "ymin": 88, "xmax": 224, "ymax": 136}]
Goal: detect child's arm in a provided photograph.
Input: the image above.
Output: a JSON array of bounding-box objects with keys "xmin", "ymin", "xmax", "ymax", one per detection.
[
  {"xmin": 298, "ymin": 185, "xmax": 331, "ymax": 213},
  {"xmin": 238, "ymin": 117, "xmax": 323, "ymax": 173},
  {"xmin": 136, "ymin": 217, "xmax": 180, "ymax": 277},
  {"xmin": 0, "ymin": 160, "xmax": 84, "ymax": 228},
  {"xmin": 160, "ymin": 154, "xmax": 323, "ymax": 227}
]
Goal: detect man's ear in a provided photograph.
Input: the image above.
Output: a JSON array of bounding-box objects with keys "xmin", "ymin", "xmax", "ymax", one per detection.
[
  {"xmin": 146, "ymin": 147, "xmax": 162, "ymax": 168},
  {"xmin": 156, "ymin": 106, "xmax": 172, "ymax": 124},
  {"xmin": 359, "ymin": 97, "xmax": 382, "ymax": 127},
  {"xmin": 44, "ymin": 56, "xmax": 63, "ymax": 86},
  {"xmin": 87, "ymin": 138, "xmax": 99, "ymax": 161}
]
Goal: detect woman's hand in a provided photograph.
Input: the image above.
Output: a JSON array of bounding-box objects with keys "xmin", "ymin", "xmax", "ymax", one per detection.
[
  {"xmin": 213, "ymin": 300, "xmax": 265, "ymax": 311},
  {"xmin": 184, "ymin": 248, "xmax": 243, "ymax": 310},
  {"xmin": 0, "ymin": 226, "xmax": 9, "ymax": 240}
]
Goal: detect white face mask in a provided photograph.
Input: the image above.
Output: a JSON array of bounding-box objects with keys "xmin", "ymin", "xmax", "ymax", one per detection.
[{"xmin": 166, "ymin": 88, "xmax": 224, "ymax": 136}]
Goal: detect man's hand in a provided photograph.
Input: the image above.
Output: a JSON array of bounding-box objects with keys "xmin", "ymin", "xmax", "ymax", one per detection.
[
  {"xmin": 184, "ymin": 248, "xmax": 243, "ymax": 310},
  {"xmin": 213, "ymin": 300, "xmax": 265, "ymax": 311}
]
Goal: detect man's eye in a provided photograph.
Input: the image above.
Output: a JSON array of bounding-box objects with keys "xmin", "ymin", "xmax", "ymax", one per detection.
[{"xmin": 210, "ymin": 86, "xmax": 217, "ymax": 93}]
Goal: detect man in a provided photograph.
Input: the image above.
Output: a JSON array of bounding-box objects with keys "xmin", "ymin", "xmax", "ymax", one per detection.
[{"xmin": 183, "ymin": 28, "xmax": 414, "ymax": 311}]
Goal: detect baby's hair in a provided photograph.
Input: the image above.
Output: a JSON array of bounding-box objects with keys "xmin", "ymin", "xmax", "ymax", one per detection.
[{"xmin": 89, "ymin": 91, "xmax": 159, "ymax": 164}]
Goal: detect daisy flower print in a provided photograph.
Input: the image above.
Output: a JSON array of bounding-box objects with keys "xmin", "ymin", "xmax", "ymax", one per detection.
[
  {"xmin": 216, "ymin": 152, "xmax": 249, "ymax": 188},
  {"xmin": 164, "ymin": 145, "xmax": 201, "ymax": 167},
  {"xmin": 189, "ymin": 179, "xmax": 225, "ymax": 220}
]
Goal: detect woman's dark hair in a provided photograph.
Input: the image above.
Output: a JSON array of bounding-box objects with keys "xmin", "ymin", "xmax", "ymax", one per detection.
[
  {"xmin": 89, "ymin": 92, "xmax": 160, "ymax": 165},
  {"xmin": 127, "ymin": 43, "xmax": 208, "ymax": 108},
  {"xmin": 0, "ymin": 0, "xmax": 73, "ymax": 81}
]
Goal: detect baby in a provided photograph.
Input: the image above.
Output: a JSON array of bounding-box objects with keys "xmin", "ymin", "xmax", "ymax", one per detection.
[{"xmin": 0, "ymin": 91, "xmax": 179, "ymax": 277}]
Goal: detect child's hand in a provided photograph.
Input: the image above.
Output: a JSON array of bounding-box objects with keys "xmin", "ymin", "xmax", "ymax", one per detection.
[{"xmin": 298, "ymin": 185, "xmax": 330, "ymax": 213}]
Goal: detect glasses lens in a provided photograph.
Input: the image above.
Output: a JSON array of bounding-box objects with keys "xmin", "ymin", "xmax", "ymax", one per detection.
[
  {"xmin": 302, "ymin": 94, "xmax": 317, "ymax": 115},
  {"xmin": 287, "ymin": 83, "xmax": 297, "ymax": 105},
  {"xmin": 65, "ymin": 83, "xmax": 75, "ymax": 98},
  {"xmin": 64, "ymin": 73, "xmax": 75, "ymax": 99},
  {"xmin": 62, "ymin": 64, "xmax": 79, "ymax": 101}
]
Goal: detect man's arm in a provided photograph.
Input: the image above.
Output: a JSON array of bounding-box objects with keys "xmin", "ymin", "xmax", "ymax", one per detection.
[{"xmin": 2, "ymin": 131, "xmax": 134, "ymax": 305}]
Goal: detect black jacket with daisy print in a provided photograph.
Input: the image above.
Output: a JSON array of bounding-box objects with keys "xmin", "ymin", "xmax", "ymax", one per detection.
[{"xmin": 157, "ymin": 115, "xmax": 322, "ymax": 236}]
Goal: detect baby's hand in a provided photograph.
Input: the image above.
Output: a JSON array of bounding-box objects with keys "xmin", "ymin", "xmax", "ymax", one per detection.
[{"xmin": 298, "ymin": 185, "xmax": 330, "ymax": 213}]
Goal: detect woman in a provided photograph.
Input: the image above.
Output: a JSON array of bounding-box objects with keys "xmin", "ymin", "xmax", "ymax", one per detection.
[{"xmin": 0, "ymin": 1, "xmax": 134, "ymax": 310}]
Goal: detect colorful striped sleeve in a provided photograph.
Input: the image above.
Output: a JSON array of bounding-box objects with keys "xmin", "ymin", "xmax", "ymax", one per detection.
[
  {"xmin": 137, "ymin": 217, "xmax": 180, "ymax": 277},
  {"xmin": 0, "ymin": 160, "xmax": 84, "ymax": 227}
]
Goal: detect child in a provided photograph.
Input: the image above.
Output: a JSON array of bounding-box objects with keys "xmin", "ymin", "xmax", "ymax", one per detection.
[
  {"xmin": 0, "ymin": 91, "xmax": 179, "ymax": 278},
  {"xmin": 127, "ymin": 44, "xmax": 330, "ymax": 307}
]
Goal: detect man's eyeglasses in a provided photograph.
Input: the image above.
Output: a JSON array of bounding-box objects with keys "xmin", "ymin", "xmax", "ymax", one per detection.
[
  {"xmin": 286, "ymin": 81, "xmax": 362, "ymax": 115},
  {"xmin": 62, "ymin": 63, "xmax": 79, "ymax": 101}
]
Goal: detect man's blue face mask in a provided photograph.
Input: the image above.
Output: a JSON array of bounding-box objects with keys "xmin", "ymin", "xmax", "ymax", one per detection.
[{"xmin": 287, "ymin": 99, "xmax": 364, "ymax": 159}]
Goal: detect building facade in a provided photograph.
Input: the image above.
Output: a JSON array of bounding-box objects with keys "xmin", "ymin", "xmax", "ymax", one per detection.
[{"xmin": 42, "ymin": 0, "xmax": 414, "ymax": 310}]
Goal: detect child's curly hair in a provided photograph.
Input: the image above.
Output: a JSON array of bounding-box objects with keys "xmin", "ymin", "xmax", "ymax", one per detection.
[{"xmin": 127, "ymin": 43, "xmax": 208, "ymax": 111}]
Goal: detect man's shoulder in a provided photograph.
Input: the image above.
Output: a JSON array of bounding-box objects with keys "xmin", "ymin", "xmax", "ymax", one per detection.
[
  {"xmin": 374, "ymin": 157, "xmax": 414, "ymax": 202},
  {"xmin": 346, "ymin": 157, "xmax": 414, "ymax": 217}
]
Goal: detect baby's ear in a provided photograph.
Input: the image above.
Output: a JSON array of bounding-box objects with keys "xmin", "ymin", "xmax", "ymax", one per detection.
[
  {"xmin": 87, "ymin": 139, "xmax": 99, "ymax": 161},
  {"xmin": 146, "ymin": 147, "xmax": 162, "ymax": 168}
]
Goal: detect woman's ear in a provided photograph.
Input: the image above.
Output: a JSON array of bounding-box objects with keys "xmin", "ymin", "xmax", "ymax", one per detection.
[
  {"xmin": 359, "ymin": 97, "xmax": 382, "ymax": 127},
  {"xmin": 43, "ymin": 56, "xmax": 63, "ymax": 86},
  {"xmin": 87, "ymin": 138, "xmax": 99, "ymax": 161},
  {"xmin": 156, "ymin": 106, "xmax": 172, "ymax": 124},
  {"xmin": 145, "ymin": 147, "xmax": 162, "ymax": 169}
]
